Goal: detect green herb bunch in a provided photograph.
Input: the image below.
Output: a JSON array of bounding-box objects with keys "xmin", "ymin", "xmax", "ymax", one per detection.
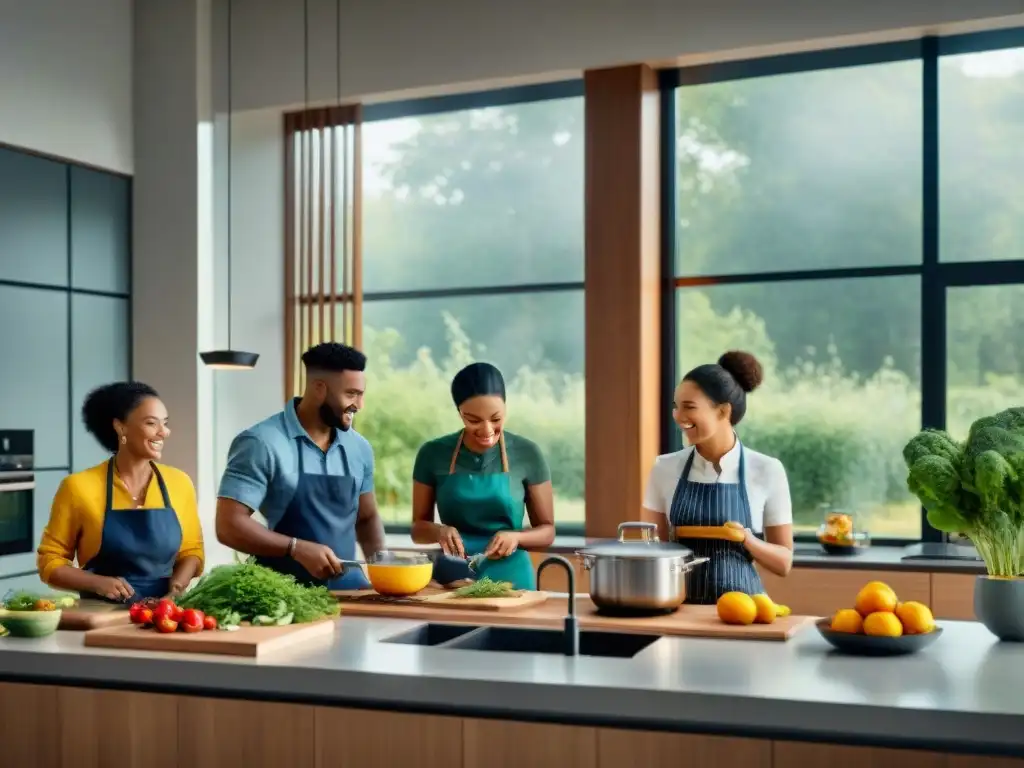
[{"xmin": 177, "ymin": 560, "xmax": 340, "ymax": 625}]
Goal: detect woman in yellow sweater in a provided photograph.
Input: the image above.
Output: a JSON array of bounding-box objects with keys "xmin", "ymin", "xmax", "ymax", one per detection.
[{"xmin": 37, "ymin": 382, "xmax": 205, "ymax": 602}]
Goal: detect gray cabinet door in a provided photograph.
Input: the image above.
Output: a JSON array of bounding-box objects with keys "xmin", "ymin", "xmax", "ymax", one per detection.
[
  {"xmin": 71, "ymin": 295, "xmax": 130, "ymax": 471},
  {"xmin": 0, "ymin": 148, "xmax": 68, "ymax": 287},
  {"xmin": 0, "ymin": 286, "xmax": 70, "ymax": 468},
  {"xmin": 70, "ymin": 168, "xmax": 131, "ymax": 294}
]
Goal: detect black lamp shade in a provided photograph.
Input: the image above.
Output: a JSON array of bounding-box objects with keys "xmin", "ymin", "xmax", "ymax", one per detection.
[{"xmin": 199, "ymin": 349, "xmax": 259, "ymax": 370}]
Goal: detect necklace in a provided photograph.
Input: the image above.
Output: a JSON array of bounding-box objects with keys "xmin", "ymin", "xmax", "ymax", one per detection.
[{"xmin": 116, "ymin": 461, "xmax": 152, "ymax": 504}]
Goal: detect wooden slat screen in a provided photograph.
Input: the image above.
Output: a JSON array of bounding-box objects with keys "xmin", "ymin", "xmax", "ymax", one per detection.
[{"xmin": 283, "ymin": 105, "xmax": 363, "ymax": 398}]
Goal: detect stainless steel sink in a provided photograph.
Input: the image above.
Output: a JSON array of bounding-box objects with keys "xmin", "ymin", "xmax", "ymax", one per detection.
[
  {"xmin": 382, "ymin": 623, "xmax": 658, "ymax": 659},
  {"xmin": 382, "ymin": 623, "xmax": 479, "ymax": 647}
]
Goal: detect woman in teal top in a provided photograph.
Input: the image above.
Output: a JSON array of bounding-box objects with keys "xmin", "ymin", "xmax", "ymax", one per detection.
[{"xmin": 411, "ymin": 362, "xmax": 555, "ymax": 590}]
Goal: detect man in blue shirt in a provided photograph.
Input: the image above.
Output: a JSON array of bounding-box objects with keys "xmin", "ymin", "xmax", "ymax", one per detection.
[{"xmin": 215, "ymin": 343, "xmax": 385, "ymax": 589}]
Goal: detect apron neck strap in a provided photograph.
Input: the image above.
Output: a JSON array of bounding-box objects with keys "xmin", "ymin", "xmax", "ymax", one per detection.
[
  {"xmin": 449, "ymin": 431, "xmax": 509, "ymax": 474},
  {"xmin": 106, "ymin": 456, "xmax": 171, "ymax": 509}
]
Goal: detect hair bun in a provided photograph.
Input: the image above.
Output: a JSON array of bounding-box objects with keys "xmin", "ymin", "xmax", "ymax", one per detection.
[{"xmin": 718, "ymin": 350, "xmax": 763, "ymax": 393}]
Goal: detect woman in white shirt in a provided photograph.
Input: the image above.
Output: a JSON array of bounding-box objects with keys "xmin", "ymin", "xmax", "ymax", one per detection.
[{"xmin": 641, "ymin": 350, "xmax": 794, "ymax": 604}]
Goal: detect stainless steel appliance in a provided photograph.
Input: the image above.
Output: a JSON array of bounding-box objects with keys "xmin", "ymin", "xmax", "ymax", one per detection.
[{"xmin": 0, "ymin": 431, "xmax": 34, "ymax": 557}]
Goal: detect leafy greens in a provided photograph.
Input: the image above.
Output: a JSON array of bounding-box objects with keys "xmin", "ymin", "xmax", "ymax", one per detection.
[
  {"xmin": 177, "ymin": 560, "xmax": 340, "ymax": 626},
  {"xmin": 903, "ymin": 407, "xmax": 1024, "ymax": 577}
]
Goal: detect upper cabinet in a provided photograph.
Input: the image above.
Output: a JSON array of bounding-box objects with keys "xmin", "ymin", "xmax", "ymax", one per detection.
[
  {"xmin": 70, "ymin": 167, "xmax": 130, "ymax": 294},
  {"xmin": 0, "ymin": 148, "xmax": 69, "ymax": 286}
]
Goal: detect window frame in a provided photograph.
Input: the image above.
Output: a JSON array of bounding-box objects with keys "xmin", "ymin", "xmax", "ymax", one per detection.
[
  {"xmin": 658, "ymin": 27, "xmax": 1024, "ymax": 545},
  {"xmin": 291, "ymin": 80, "xmax": 588, "ymax": 534}
]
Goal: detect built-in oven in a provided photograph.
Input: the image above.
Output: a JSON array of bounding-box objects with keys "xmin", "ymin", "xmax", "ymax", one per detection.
[{"xmin": 0, "ymin": 430, "xmax": 34, "ymax": 557}]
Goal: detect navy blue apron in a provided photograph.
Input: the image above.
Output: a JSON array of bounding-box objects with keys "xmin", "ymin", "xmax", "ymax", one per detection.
[
  {"xmin": 84, "ymin": 458, "xmax": 182, "ymax": 603},
  {"xmin": 256, "ymin": 438, "xmax": 371, "ymax": 590},
  {"xmin": 669, "ymin": 444, "xmax": 764, "ymax": 604}
]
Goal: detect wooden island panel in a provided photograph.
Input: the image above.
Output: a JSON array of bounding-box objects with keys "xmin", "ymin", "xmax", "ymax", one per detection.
[
  {"xmin": 465, "ymin": 718, "xmax": 597, "ymax": 767},
  {"xmin": 0, "ymin": 684, "xmax": 1022, "ymax": 767},
  {"xmin": 0, "ymin": 682, "xmax": 59, "ymax": 767},
  {"xmin": 597, "ymin": 728, "xmax": 772, "ymax": 767},
  {"xmin": 315, "ymin": 707, "xmax": 462, "ymax": 767},
  {"xmin": 58, "ymin": 687, "xmax": 178, "ymax": 768},
  {"xmin": 931, "ymin": 573, "xmax": 977, "ymax": 621},
  {"xmin": 177, "ymin": 696, "xmax": 317, "ymax": 767},
  {"xmin": 774, "ymin": 741, "xmax": 1024, "ymax": 767}
]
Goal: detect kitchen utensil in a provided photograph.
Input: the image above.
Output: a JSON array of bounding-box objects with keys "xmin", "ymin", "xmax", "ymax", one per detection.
[
  {"xmin": 815, "ymin": 618, "xmax": 943, "ymax": 656},
  {"xmin": 576, "ymin": 522, "xmax": 708, "ymax": 613},
  {"xmin": 342, "ymin": 551, "xmax": 433, "ymax": 596},
  {"xmin": 674, "ymin": 524, "xmax": 746, "ymax": 543},
  {"xmin": 0, "ymin": 608, "xmax": 62, "ymax": 638}
]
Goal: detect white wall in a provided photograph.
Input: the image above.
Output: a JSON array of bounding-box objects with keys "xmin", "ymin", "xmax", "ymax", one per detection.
[
  {"xmin": 222, "ymin": 0, "xmax": 1024, "ymax": 111},
  {"xmin": 0, "ymin": 0, "xmax": 132, "ymax": 173},
  {"xmin": 211, "ymin": 108, "xmax": 287, "ymax": 494}
]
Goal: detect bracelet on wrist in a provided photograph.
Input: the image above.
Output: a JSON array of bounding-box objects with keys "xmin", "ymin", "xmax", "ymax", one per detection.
[{"xmin": 287, "ymin": 537, "xmax": 298, "ymax": 558}]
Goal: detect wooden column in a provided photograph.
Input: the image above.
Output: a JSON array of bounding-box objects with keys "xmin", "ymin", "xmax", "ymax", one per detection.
[{"xmin": 584, "ymin": 64, "xmax": 662, "ymax": 539}]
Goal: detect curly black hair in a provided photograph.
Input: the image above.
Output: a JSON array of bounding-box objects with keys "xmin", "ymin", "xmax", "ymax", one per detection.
[
  {"xmin": 81, "ymin": 382, "xmax": 160, "ymax": 453},
  {"xmin": 301, "ymin": 342, "xmax": 366, "ymax": 373}
]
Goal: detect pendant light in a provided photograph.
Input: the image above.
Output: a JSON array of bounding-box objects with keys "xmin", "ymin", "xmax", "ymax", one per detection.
[{"xmin": 200, "ymin": 0, "xmax": 259, "ymax": 370}]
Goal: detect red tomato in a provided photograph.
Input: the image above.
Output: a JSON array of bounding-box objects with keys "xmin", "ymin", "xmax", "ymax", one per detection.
[
  {"xmin": 136, "ymin": 607, "xmax": 154, "ymax": 626},
  {"xmin": 154, "ymin": 617, "xmax": 178, "ymax": 634},
  {"xmin": 129, "ymin": 604, "xmax": 146, "ymax": 624},
  {"xmin": 181, "ymin": 620, "xmax": 203, "ymax": 634},
  {"xmin": 153, "ymin": 599, "xmax": 176, "ymax": 621},
  {"xmin": 171, "ymin": 604, "xmax": 184, "ymax": 622},
  {"xmin": 181, "ymin": 609, "xmax": 205, "ymax": 630},
  {"xmin": 202, "ymin": 615, "xmax": 217, "ymax": 631}
]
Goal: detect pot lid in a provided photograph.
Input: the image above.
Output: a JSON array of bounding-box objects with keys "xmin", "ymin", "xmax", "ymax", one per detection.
[{"xmin": 578, "ymin": 540, "xmax": 695, "ymax": 560}]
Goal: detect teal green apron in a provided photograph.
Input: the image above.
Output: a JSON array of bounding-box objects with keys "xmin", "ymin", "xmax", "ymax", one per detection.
[{"xmin": 434, "ymin": 432, "xmax": 536, "ymax": 590}]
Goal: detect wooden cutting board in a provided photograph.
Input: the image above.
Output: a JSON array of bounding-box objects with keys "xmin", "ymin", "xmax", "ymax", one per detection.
[
  {"xmin": 336, "ymin": 594, "xmax": 813, "ymax": 641},
  {"xmin": 83, "ymin": 618, "xmax": 336, "ymax": 658},
  {"xmin": 58, "ymin": 601, "xmax": 132, "ymax": 631},
  {"xmin": 333, "ymin": 588, "xmax": 549, "ymax": 613}
]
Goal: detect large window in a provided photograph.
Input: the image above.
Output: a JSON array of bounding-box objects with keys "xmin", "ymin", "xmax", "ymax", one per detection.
[
  {"xmin": 665, "ymin": 33, "xmax": 1024, "ymax": 542},
  {"xmin": 289, "ymin": 87, "xmax": 586, "ymax": 530}
]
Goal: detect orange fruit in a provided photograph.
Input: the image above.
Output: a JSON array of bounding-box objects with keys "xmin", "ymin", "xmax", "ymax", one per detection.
[
  {"xmin": 830, "ymin": 608, "xmax": 863, "ymax": 634},
  {"xmin": 854, "ymin": 581, "xmax": 898, "ymax": 617},
  {"xmin": 751, "ymin": 594, "xmax": 777, "ymax": 624},
  {"xmin": 863, "ymin": 611, "xmax": 903, "ymax": 637},
  {"xmin": 717, "ymin": 592, "xmax": 757, "ymax": 625},
  {"xmin": 895, "ymin": 601, "xmax": 936, "ymax": 635}
]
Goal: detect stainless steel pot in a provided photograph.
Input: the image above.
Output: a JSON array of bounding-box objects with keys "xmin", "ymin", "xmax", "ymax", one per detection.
[{"xmin": 576, "ymin": 522, "xmax": 708, "ymax": 612}]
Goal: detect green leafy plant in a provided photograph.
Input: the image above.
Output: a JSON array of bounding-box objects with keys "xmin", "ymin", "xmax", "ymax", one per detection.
[{"xmin": 903, "ymin": 407, "xmax": 1024, "ymax": 577}]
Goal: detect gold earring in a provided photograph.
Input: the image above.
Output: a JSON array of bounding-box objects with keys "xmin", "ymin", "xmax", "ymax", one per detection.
[{"xmin": 120, "ymin": 434, "xmax": 127, "ymax": 445}]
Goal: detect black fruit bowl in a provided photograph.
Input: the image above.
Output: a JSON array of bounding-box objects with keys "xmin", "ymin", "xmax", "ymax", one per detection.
[{"xmin": 815, "ymin": 618, "xmax": 943, "ymax": 656}]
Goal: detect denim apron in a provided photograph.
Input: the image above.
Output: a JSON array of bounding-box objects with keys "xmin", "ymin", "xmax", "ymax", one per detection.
[
  {"xmin": 430, "ymin": 432, "xmax": 535, "ymax": 590},
  {"xmin": 669, "ymin": 444, "xmax": 764, "ymax": 604},
  {"xmin": 83, "ymin": 458, "xmax": 182, "ymax": 602},
  {"xmin": 255, "ymin": 438, "xmax": 371, "ymax": 590}
]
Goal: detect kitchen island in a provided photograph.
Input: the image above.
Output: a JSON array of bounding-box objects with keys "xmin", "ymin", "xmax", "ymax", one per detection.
[{"xmin": 1, "ymin": 608, "xmax": 1022, "ymax": 767}]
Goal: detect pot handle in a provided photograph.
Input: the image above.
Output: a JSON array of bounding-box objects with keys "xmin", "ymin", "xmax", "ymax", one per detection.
[
  {"xmin": 675, "ymin": 556, "xmax": 710, "ymax": 573},
  {"xmin": 575, "ymin": 552, "xmax": 595, "ymax": 571},
  {"xmin": 617, "ymin": 521, "xmax": 659, "ymax": 543}
]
